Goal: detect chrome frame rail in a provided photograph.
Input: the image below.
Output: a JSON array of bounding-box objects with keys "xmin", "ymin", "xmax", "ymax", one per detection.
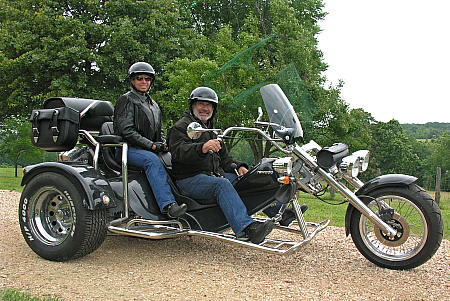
[
  {"xmin": 108, "ymin": 218, "xmax": 190, "ymax": 239},
  {"xmin": 106, "ymin": 217, "xmax": 330, "ymax": 255},
  {"xmin": 79, "ymin": 129, "xmax": 131, "ymax": 223}
]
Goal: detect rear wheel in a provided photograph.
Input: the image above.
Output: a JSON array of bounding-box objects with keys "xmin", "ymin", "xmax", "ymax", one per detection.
[
  {"xmin": 19, "ymin": 172, "xmax": 107, "ymax": 261},
  {"xmin": 350, "ymin": 184, "xmax": 443, "ymax": 269}
]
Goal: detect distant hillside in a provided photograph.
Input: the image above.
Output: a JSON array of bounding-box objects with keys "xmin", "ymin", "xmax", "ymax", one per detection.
[{"xmin": 401, "ymin": 122, "xmax": 450, "ymax": 139}]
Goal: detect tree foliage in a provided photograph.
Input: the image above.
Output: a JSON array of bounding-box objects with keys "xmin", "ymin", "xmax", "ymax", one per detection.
[
  {"xmin": 429, "ymin": 131, "xmax": 450, "ymax": 172},
  {"xmin": 0, "ymin": 117, "xmax": 53, "ymax": 176},
  {"xmin": 0, "ymin": 0, "xmax": 447, "ymax": 187},
  {"xmin": 362, "ymin": 120, "xmax": 422, "ymax": 179},
  {"xmin": 401, "ymin": 122, "xmax": 450, "ymax": 140},
  {"xmin": 0, "ymin": 0, "xmax": 196, "ymax": 119}
]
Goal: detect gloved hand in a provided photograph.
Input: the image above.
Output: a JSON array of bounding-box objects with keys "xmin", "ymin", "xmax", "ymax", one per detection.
[{"xmin": 152, "ymin": 142, "xmax": 169, "ymax": 152}]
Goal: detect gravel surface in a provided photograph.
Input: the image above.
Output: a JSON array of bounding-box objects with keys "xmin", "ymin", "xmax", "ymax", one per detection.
[{"xmin": 1, "ymin": 190, "xmax": 449, "ymax": 301}]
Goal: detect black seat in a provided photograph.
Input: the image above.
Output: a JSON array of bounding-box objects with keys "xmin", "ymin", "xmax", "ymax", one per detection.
[
  {"xmin": 98, "ymin": 122, "xmax": 124, "ymax": 172},
  {"xmin": 98, "ymin": 122, "xmax": 143, "ymax": 173}
]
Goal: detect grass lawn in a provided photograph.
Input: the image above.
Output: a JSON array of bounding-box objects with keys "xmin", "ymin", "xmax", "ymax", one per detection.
[
  {"xmin": 1, "ymin": 288, "xmax": 62, "ymax": 301},
  {"xmin": 0, "ymin": 166, "xmax": 24, "ymax": 192}
]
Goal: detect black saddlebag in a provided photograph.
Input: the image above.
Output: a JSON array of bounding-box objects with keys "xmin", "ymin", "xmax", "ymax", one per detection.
[{"xmin": 29, "ymin": 107, "xmax": 80, "ymax": 151}]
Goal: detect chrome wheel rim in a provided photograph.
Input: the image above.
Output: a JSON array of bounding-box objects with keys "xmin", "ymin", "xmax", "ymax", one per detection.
[
  {"xmin": 359, "ymin": 195, "xmax": 427, "ymax": 261},
  {"xmin": 28, "ymin": 187, "xmax": 75, "ymax": 246}
]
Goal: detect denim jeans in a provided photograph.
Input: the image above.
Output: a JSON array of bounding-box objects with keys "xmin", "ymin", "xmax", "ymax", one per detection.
[
  {"xmin": 118, "ymin": 148, "xmax": 175, "ymax": 213},
  {"xmin": 176, "ymin": 173, "xmax": 254, "ymax": 235}
]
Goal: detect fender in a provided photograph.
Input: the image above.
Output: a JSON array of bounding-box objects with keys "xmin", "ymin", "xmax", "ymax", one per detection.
[
  {"xmin": 344, "ymin": 174, "xmax": 417, "ymax": 236},
  {"xmin": 21, "ymin": 162, "xmax": 118, "ymax": 210}
]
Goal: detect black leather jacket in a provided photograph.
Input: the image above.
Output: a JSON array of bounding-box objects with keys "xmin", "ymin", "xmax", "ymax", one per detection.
[
  {"xmin": 113, "ymin": 89, "xmax": 163, "ymax": 150},
  {"xmin": 168, "ymin": 112, "xmax": 247, "ymax": 180}
]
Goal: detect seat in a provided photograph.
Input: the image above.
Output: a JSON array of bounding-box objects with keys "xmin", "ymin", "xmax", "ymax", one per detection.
[{"xmin": 98, "ymin": 122, "xmax": 125, "ymax": 172}]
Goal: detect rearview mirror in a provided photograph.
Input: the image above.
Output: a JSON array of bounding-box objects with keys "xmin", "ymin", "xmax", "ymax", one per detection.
[
  {"xmin": 186, "ymin": 122, "xmax": 222, "ymax": 139},
  {"xmin": 187, "ymin": 122, "xmax": 204, "ymax": 139}
]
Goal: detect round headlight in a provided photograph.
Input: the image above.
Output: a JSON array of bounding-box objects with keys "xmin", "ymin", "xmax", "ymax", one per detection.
[
  {"xmin": 353, "ymin": 150, "xmax": 370, "ymax": 172},
  {"xmin": 340, "ymin": 155, "xmax": 360, "ymax": 178}
]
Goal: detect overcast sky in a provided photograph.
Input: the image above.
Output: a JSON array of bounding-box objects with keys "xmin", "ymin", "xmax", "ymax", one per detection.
[{"xmin": 318, "ymin": 0, "xmax": 450, "ymax": 124}]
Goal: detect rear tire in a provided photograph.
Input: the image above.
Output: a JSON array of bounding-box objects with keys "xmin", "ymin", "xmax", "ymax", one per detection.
[
  {"xmin": 19, "ymin": 172, "xmax": 107, "ymax": 261},
  {"xmin": 350, "ymin": 184, "xmax": 443, "ymax": 269}
]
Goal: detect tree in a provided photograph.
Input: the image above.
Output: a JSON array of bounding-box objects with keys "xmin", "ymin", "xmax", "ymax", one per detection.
[
  {"xmin": 0, "ymin": 117, "xmax": 44, "ymax": 176},
  {"xmin": 162, "ymin": 0, "xmax": 350, "ymax": 162},
  {"xmin": 0, "ymin": 0, "xmax": 196, "ymax": 121},
  {"xmin": 429, "ymin": 131, "xmax": 450, "ymax": 172},
  {"xmin": 363, "ymin": 120, "xmax": 422, "ymax": 180}
]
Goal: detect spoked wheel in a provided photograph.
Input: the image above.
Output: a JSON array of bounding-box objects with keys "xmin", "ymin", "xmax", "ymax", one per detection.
[
  {"xmin": 350, "ymin": 184, "xmax": 443, "ymax": 270},
  {"xmin": 19, "ymin": 172, "xmax": 107, "ymax": 261}
]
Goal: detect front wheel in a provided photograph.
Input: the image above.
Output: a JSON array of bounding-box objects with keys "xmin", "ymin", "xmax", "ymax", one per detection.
[
  {"xmin": 19, "ymin": 172, "xmax": 107, "ymax": 261},
  {"xmin": 349, "ymin": 184, "xmax": 443, "ymax": 269}
]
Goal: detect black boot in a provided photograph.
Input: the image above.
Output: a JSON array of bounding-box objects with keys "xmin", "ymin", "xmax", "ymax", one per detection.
[
  {"xmin": 166, "ymin": 202, "xmax": 187, "ymax": 218},
  {"xmin": 244, "ymin": 220, "xmax": 274, "ymax": 244},
  {"xmin": 279, "ymin": 205, "xmax": 308, "ymax": 226}
]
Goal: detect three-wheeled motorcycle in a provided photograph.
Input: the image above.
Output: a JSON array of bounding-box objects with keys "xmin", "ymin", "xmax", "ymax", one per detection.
[{"xmin": 19, "ymin": 84, "xmax": 443, "ymax": 270}]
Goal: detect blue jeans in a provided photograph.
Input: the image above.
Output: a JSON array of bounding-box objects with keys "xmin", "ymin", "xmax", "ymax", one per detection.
[
  {"xmin": 118, "ymin": 148, "xmax": 175, "ymax": 213},
  {"xmin": 176, "ymin": 173, "xmax": 254, "ymax": 235}
]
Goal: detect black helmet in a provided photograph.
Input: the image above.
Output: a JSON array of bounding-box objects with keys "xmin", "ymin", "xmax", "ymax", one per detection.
[
  {"xmin": 188, "ymin": 87, "xmax": 218, "ymax": 106},
  {"xmin": 128, "ymin": 62, "xmax": 155, "ymax": 79}
]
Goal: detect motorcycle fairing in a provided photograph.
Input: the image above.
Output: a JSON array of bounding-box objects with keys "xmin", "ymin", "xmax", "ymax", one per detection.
[{"xmin": 260, "ymin": 84, "xmax": 303, "ymax": 140}]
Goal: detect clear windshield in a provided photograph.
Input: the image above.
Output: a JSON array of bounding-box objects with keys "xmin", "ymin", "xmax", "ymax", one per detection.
[{"xmin": 260, "ymin": 84, "xmax": 303, "ymax": 139}]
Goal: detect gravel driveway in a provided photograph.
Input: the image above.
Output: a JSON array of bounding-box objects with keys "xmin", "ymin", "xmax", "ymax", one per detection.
[{"xmin": 1, "ymin": 190, "xmax": 448, "ymax": 301}]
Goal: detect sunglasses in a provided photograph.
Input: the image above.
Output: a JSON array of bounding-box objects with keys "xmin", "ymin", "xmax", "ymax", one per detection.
[{"xmin": 134, "ymin": 76, "xmax": 153, "ymax": 82}]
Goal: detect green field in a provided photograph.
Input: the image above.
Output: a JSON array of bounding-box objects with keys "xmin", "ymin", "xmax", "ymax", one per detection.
[
  {"xmin": 1, "ymin": 167, "xmax": 448, "ymax": 239},
  {"xmin": 1, "ymin": 288, "xmax": 62, "ymax": 301},
  {"xmin": 0, "ymin": 167, "xmax": 24, "ymax": 192}
]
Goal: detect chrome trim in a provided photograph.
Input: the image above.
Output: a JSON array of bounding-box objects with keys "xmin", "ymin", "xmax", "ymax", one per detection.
[
  {"xmin": 220, "ymin": 126, "xmax": 291, "ymax": 154},
  {"xmin": 293, "ymin": 200, "xmax": 309, "ymax": 238},
  {"xmin": 107, "ymin": 217, "xmax": 329, "ymax": 255},
  {"xmin": 80, "ymin": 101, "xmax": 97, "ymax": 118},
  {"xmin": 79, "ymin": 130, "xmax": 99, "ymax": 146},
  {"xmin": 108, "ymin": 218, "xmax": 188, "ymax": 239},
  {"xmin": 292, "ymin": 144, "xmax": 397, "ymax": 237},
  {"xmin": 121, "ymin": 143, "xmax": 129, "ymax": 218},
  {"xmin": 342, "ymin": 174, "xmax": 364, "ymax": 190},
  {"xmin": 93, "ymin": 143, "xmax": 100, "ymax": 170},
  {"xmin": 82, "ymin": 129, "xmax": 130, "ymax": 222}
]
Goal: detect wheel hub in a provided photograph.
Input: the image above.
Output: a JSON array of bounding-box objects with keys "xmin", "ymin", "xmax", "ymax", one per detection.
[
  {"xmin": 30, "ymin": 188, "xmax": 75, "ymax": 245},
  {"xmin": 374, "ymin": 213, "xmax": 410, "ymax": 247}
]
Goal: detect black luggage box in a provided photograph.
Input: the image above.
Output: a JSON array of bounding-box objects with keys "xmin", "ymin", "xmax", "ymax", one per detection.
[
  {"xmin": 30, "ymin": 107, "xmax": 80, "ymax": 151},
  {"xmin": 44, "ymin": 97, "xmax": 113, "ymax": 131}
]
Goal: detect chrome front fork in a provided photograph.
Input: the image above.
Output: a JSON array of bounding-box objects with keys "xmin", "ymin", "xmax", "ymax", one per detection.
[{"xmin": 292, "ymin": 145, "xmax": 397, "ymax": 237}]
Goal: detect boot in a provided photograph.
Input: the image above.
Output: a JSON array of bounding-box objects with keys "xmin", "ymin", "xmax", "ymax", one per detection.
[
  {"xmin": 244, "ymin": 220, "xmax": 274, "ymax": 244},
  {"xmin": 166, "ymin": 202, "xmax": 187, "ymax": 218}
]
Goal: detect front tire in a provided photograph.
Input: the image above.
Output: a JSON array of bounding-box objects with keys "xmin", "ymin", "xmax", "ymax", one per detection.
[
  {"xmin": 19, "ymin": 172, "xmax": 107, "ymax": 261},
  {"xmin": 350, "ymin": 184, "xmax": 443, "ymax": 269}
]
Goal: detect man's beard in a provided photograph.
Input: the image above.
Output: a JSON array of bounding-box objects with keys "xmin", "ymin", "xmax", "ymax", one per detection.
[{"xmin": 193, "ymin": 108, "xmax": 212, "ymax": 121}]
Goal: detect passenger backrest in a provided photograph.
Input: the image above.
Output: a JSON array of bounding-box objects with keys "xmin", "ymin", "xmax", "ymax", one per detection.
[{"xmin": 99, "ymin": 122, "xmax": 122, "ymax": 171}]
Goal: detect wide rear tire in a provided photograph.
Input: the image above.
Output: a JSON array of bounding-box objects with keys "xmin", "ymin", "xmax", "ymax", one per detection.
[
  {"xmin": 350, "ymin": 184, "xmax": 443, "ymax": 270},
  {"xmin": 19, "ymin": 172, "xmax": 107, "ymax": 261}
]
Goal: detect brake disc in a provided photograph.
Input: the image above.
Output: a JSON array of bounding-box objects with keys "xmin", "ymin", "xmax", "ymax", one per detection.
[{"xmin": 374, "ymin": 213, "xmax": 410, "ymax": 247}]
